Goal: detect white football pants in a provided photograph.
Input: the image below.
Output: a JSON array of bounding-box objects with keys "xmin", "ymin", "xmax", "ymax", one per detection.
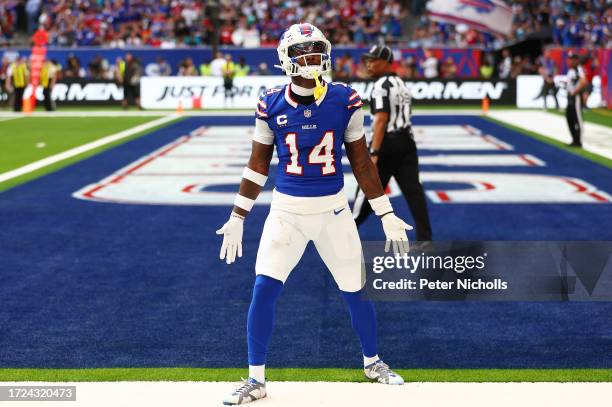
[{"xmin": 255, "ymin": 204, "xmax": 365, "ymax": 292}]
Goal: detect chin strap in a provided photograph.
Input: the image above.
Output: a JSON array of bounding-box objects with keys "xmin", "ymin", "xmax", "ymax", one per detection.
[{"xmin": 313, "ymin": 75, "xmax": 326, "ymax": 100}]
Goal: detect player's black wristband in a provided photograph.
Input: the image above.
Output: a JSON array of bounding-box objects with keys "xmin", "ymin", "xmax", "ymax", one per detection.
[{"xmin": 370, "ymin": 149, "xmax": 380, "ymax": 157}]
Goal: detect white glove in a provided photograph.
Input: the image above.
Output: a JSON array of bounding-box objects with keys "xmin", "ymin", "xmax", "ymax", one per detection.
[
  {"xmin": 216, "ymin": 213, "xmax": 244, "ymax": 264},
  {"xmin": 381, "ymin": 213, "xmax": 413, "ymax": 255}
]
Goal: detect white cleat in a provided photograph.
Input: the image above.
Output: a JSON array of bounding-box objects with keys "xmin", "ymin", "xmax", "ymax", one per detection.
[
  {"xmin": 364, "ymin": 360, "xmax": 405, "ymax": 385},
  {"xmin": 223, "ymin": 378, "xmax": 267, "ymax": 405}
]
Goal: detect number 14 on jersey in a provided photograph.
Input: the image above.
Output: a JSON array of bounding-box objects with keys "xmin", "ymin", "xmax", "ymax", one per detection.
[{"xmin": 284, "ymin": 131, "xmax": 336, "ymax": 176}]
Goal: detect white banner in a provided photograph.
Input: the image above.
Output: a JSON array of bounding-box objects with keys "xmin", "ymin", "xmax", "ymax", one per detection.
[
  {"xmin": 516, "ymin": 75, "xmax": 602, "ymax": 109},
  {"xmin": 140, "ymin": 76, "xmax": 290, "ymax": 109},
  {"xmin": 427, "ymin": 0, "xmax": 512, "ymax": 36}
]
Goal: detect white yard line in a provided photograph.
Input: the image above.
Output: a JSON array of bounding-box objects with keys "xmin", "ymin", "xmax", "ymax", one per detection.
[
  {"xmin": 0, "ymin": 381, "xmax": 609, "ymax": 407},
  {"xmin": 0, "ymin": 114, "xmax": 179, "ymax": 184},
  {"xmin": 0, "ymin": 116, "xmax": 22, "ymax": 122},
  {"xmin": 488, "ymin": 110, "xmax": 612, "ymax": 160},
  {"xmin": 0, "ymin": 111, "xmax": 176, "ymax": 117}
]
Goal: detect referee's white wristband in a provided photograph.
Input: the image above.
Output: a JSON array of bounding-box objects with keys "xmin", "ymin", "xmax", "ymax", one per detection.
[
  {"xmin": 234, "ymin": 194, "xmax": 255, "ymax": 212},
  {"xmin": 369, "ymin": 195, "xmax": 393, "ymax": 217},
  {"xmin": 242, "ymin": 167, "xmax": 268, "ymax": 187}
]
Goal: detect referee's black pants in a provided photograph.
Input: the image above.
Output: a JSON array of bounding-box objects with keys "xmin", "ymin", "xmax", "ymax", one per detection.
[
  {"xmin": 565, "ymin": 94, "xmax": 583, "ymax": 146},
  {"xmin": 353, "ymin": 146, "xmax": 433, "ymax": 241}
]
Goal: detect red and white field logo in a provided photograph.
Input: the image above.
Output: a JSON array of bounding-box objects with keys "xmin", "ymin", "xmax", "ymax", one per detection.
[{"xmin": 73, "ymin": 125, "xmax": 611, "ymax": 205}]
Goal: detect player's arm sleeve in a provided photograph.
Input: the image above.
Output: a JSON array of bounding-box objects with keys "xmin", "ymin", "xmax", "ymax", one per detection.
[
  {"xmin": 252, "ymin": 95, "xmax": 274, "ymax": 145},
  {"xmin": 344, "ymin": 108, "xmax": 365, "ymax": 143},
  {"xmin": 253, "ymin": 118, "xmax": 274, "ymax": 145},
  {"xmin": 370, "ymin": 78, "xmax": 391, "ymax": 114}
]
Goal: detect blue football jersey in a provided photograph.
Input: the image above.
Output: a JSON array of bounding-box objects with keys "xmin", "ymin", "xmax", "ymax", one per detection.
[{"xmin": 255, "ymin": 82, "xmax": 364, "ymax": 197}]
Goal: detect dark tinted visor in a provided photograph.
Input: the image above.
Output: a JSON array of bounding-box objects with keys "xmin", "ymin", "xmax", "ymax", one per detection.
[{"xmin": 288, "ymin": 41, "xmax": 327, "ymax": 57}]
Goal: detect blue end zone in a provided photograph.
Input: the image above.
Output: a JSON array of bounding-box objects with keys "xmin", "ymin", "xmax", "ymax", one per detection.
[{"xmin": 0, "ymin": 115, "xmax": 611, "ymax": 369}]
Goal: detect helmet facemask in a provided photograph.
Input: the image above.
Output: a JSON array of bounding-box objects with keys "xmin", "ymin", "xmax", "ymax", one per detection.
[{"xmin": 276, "ymin": 25, "xmax": 332, "ymax": 80}]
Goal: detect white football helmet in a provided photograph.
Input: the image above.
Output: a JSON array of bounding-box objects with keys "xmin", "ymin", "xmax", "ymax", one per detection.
[{"xmin": 276, "ymin": 23, "xmax": 332, "ymax": 79}]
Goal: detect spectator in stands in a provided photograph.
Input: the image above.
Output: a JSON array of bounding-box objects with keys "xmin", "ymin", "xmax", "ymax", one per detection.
[
  {"xmin": 210, "ymin": 51, "xmax": 226, "ymax": 77},
  {"xmin": 498, "ymin": 49, "xmax": 512, "ymax": 79},
  {"xmin": 122, "ymin": 53, "xmax": 141, "ymax": 110},
  {"xmin": 510, "ymin": 55, "xmax": 523, "ymax": 78},
  {"xmin": 146, "ymin": 56, "xmax": 172, "ymax": 77},
  {"xmin": 179, "ymin": 58, "xmax": 198, "ymax": 76},
  {"xmin": 88, "ymin": 56, "xmax": 108, "ymax": 80},
  {"xmin": 440, "ymin": 57, "xmax": 457, "ymax": 79},
  {"xmin": 242, "ymin": 23, "xmax": 261, "ymax": 48},
  {"xmin": 63, "ymin": 54, "xmax": 85, "ymax": 78},
  {"xmin": 219, "ymin": 21, "xmax": 234, "ymax": 45},
  {"xmin": 255, "ymin": 62, "xmax": 271, "ymax": 76},
  {"xmin": 395, "ymin": 56, "xmax": 417, "ymax": 79},
  {"xmin": 510, "ymin": 55, "xmax": 536, "ymax": 78},
  {"xmin": 334, "ymin": 53, "xmax": 356, "ymax": 80},
  {"xmin": 231, "ymin": 20, "xmax": 249, "ymax": 47},
  {"xmin": 354, "ymin": 60, "xmax": 370, "ymax": 79},
  {"xmin": 421, "ymin": 50, "xmax": 438, "ymax": 79},
  {"xmin": 25, "ymin": 0, "xmax": 41, "ymax": 35},
  {"xmin": 5, "ymin": 0, "xmax": 607, "ymax": 50},
  {"xmin": 0, "ymin": 6, "xmax": 17, "ymax": 46},
  {"xmin": 126, "ymin": 30, "xmax": 143, "ymax": 47}
]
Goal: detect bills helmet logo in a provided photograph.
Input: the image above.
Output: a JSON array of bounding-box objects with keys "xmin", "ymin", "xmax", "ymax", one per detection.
[
  {"xmin": 457, "ymin": 0, "xmax": 495, "ymax": 13},
  {"xmin": 297, "ymin": 23, "xmax": 314, "ymax": 37}
]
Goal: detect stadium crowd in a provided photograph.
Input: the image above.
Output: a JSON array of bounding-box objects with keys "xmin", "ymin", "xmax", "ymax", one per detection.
[
  {"xmin": 0, "ymin": 0, "xmax": 610, "ymax": 48},
  {"xmin": 3, "ymin": 46, "xmax": 576, "ymax": 87}
]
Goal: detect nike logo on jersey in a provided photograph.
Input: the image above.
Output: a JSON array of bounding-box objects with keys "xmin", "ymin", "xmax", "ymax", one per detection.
[{"xmin": 334, "ymin": 207, "xmax": 345, "ymax": 215}]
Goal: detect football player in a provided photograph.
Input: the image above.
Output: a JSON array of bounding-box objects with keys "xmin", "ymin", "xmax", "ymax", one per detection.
[{"xmin": 217, "ymin": 23, "xmax": 412, "ymax": 405}]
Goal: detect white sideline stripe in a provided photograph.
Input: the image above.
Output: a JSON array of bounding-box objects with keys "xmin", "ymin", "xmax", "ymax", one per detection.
[
  {"xmin": 0, "ymin": 111, "xmax": 169, "ymax": 117},
  {"xmin": 2, "ymin": 381, "xmax": 610, "ymax": 407},
  {"xmin": 0, "ymin": 115, "xmax": 179, "ymax": 184},
  {"xmin": 488, "ymin": 110, "xmax": 612, "ymax": 160},
  {"xmin": 0, "ymin": 116, "xmax": 23, "ymax": 123}
]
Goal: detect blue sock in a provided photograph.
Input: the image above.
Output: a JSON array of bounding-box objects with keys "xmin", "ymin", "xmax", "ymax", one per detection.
[
  {"xmin": 340, "ymin": 290, "xmax": 378, "ymax": 358},
  {"xmin": 247, "ymin": 275, "xmax": 284, "ymax": 366}
]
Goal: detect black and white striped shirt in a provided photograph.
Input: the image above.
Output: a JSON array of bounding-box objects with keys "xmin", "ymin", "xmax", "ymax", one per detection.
[
  {"xmin": 565, "ymin": 66, "xmax": 585, "ymax": 95},
  {"xmin": 369, "ymin": 73, "xmax": 412, "ymax": 133}
]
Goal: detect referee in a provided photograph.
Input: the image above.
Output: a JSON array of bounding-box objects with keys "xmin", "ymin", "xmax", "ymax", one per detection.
[
  {"xmin": 353, "ymin": 45, "xmax": 432, "ymax": 241},
  {"xmin": 565, "ymin": 52, "xmax": 588, "ymax": 148}
]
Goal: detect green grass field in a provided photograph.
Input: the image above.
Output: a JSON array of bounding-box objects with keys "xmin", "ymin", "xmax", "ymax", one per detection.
[
  {"xmin": 1, "ymin": 368, "xmax": 610, "ymax": 382},
  {"xmin": 0, "ymin": 116, "xmax": 180, "ymax": 192}
]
